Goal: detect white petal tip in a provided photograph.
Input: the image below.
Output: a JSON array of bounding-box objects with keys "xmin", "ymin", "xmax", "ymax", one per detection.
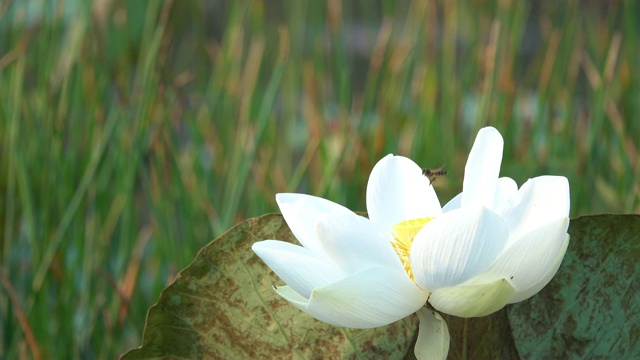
[{"xmin": 415, "ymin": 308, "xmax": 450, "ymax": 360}]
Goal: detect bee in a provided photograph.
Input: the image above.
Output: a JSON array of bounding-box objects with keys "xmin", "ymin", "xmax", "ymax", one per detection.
[{"xmin": 422, "ymin": 166, "xmax": 447, "ymax": 185}]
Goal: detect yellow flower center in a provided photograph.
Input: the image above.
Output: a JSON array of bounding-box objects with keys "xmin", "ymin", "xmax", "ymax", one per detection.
[{"xmin": 390, "ymin": 217, "xmax": 432, "ymax": 281}]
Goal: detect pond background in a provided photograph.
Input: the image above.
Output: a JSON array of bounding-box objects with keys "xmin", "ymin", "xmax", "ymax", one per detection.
[{"xmin": 1, "ymin": 0, "xmax": 638, "ymax": 358}]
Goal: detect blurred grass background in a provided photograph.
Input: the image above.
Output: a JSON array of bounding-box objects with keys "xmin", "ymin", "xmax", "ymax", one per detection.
[{"xmin": 1, "ymin": 0, "xmax": 638, "ymax": 358}]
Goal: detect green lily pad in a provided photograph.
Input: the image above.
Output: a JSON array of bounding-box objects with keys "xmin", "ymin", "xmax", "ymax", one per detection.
[
  {"xmin": 123, "ymin": 213, "xmax": 638, "ymax": 359},
  {"xmin": 121, "ymin": 214, "xmax": 420, "ymax": 359},
  {"xmin": 508, "ymin": 214, "xmax": 640, "ymax": 359},
  {"xmin": 442, "ymin": 310, "xmax": 520, "ymax": 359}
]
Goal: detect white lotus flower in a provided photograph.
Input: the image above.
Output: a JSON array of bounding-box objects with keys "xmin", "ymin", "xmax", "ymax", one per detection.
[{"xmin": 253, "ymin": 126, "xmax": 570, "ymax": 360}]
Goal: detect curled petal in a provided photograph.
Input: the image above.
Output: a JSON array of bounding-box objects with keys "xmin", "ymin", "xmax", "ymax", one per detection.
[
  {"xmin": 315, "ymin": 212, "xmax": 404, "ymax": 273},
  {"xmin": 411, "ymin": 206, "xmax": 509, "ymax": 290},
  {"xmin": 277, "ymin": 267, "xmax": 429, "ymax": 328},
  {"xmin": 461, "ymin": 127, "xmax": 503, "ymax": 209},
  {"xmin": 366, "ymin": 154, "xmax": 442, "ymax": 232},
  {"xmin": 414, "ymin": 308, "xmax": 450, "ymax": 360},
  {"xmin": 497, "ymin": 176, "xmax": 570, "ymax": 248},
  {"xmin": 276, "ymin": 193, "xmax": 353, "ymax": 256},
  {"xmin": 429, "ymin": 278, "xmax": 516, "ymax": 318},
  {"xmin": 509, "ymin": 233, "xmax": 571, "ymax": 303},
  {"xmin": 252, "ymin": 240, "xmax": 344, "ymax": 298},
  {"xmin": 483, "ymin": 217, "xmax": 569, "ymax": 293}
]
